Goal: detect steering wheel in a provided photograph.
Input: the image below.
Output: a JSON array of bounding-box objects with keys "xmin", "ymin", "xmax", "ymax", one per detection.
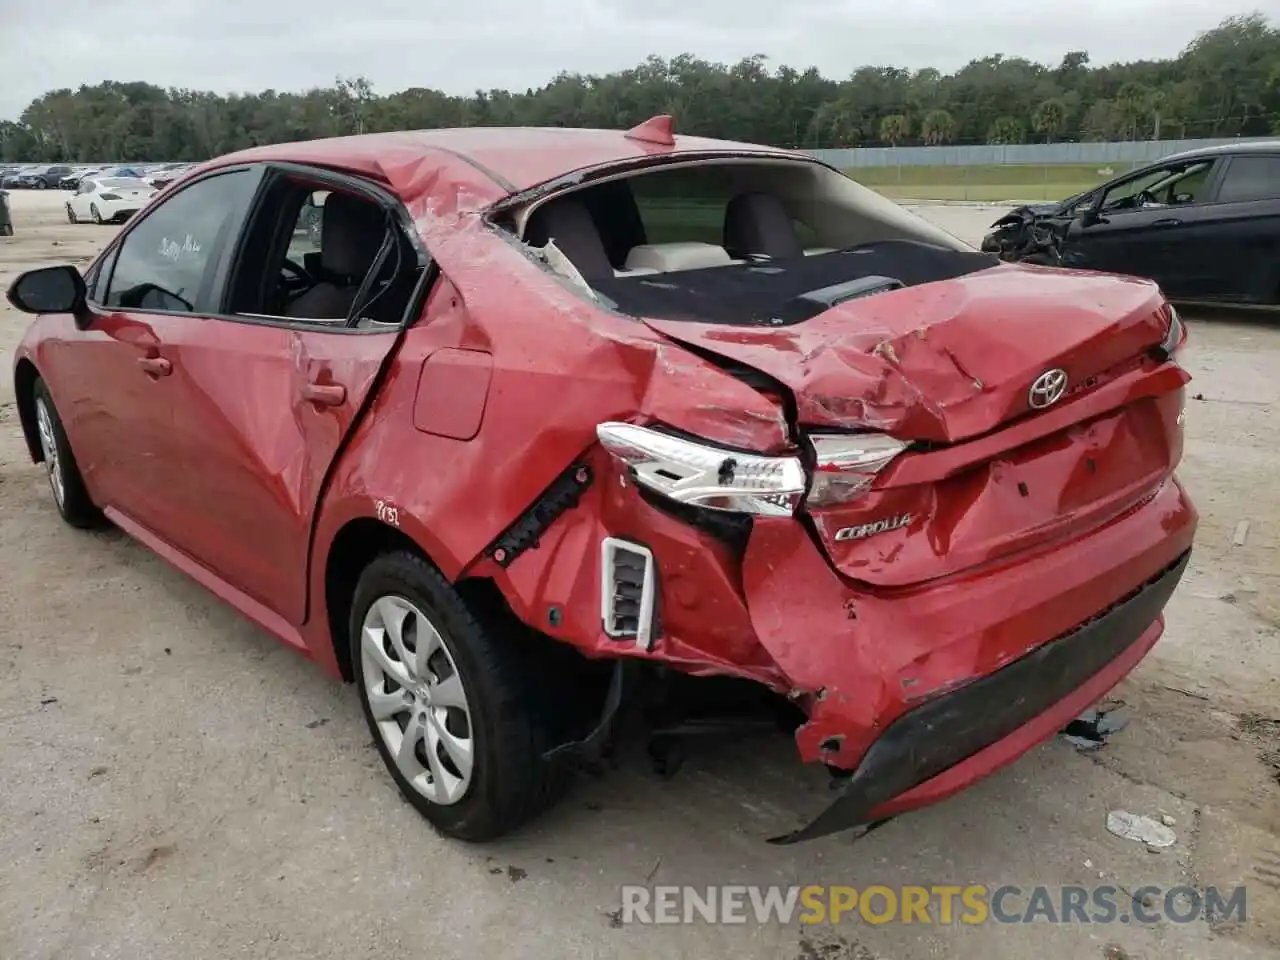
[
  {"xmin": 282, "ymin": 257, "xmax": 312, "ymax": 284},
  {"xmin": 1134, "ymin": 189, "xmax": 1157, "ymax": 207}
]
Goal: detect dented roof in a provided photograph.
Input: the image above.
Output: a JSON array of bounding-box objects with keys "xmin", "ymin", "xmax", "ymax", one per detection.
[{"xmin": 204, "ymin": 125, "xmax": 799, "ymax": 211}]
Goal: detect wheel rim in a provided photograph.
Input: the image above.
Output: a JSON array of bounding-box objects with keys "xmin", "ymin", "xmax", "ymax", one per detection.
[
  {"xmin": 34, "ymin": 398, "xmax": 64, "ymax": 508},
  {"xmin": 361, "ymin": 595, "xmax": 474, "ymax": 805}
]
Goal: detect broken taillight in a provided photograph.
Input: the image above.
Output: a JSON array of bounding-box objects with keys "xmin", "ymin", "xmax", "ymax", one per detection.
[
  {"xmin": 805, "ymin": 433, "xmax": 908, "ymax": 507},
  {"xmin": 1152, "ymin": 305, "xmax": 1187, "ymax": 361},
  {"xmin": 596, "ymin": 422, "xmax": 807, "ymax": 517}
]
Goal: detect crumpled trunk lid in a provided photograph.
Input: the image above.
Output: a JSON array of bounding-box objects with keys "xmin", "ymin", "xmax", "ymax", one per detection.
[
  {"xmin": 643, "ymin": 263, "xmax": 1185, "ymax": 586},
  {"xmin": 642, "ymin": 262, "xmax": 1170, "ymax": 443}
]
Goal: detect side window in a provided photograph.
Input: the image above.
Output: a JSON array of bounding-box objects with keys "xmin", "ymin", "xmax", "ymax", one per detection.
[
  {"xmin": 103, "ymin": 170, "xmax": 259, "ymax": 314},
  {"xmin": 223, "ymin": 174, "xmax": 421, "ymax": 328},
  {"xmin": 1215, "ymin": 157, "xmax": 1280, "ymax": 203},
  {"xmin": 629, "ymin": 168, "xmax": 732, "ymax": 246}
]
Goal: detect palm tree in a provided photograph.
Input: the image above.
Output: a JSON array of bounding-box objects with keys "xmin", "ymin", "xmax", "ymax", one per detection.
[
  {"xmin": 920, "ymin": 109, "xmax": 957, "ymax": 145},
  {"xmin": 1032, "ymin": 98, "xmax": 1066, "ymax": 143},
  {"xmin": 879, "ymin": 113, "xmax": 910, "ymax": 147}
]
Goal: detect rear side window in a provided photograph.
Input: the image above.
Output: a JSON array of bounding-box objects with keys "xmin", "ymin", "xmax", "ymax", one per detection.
[
  {"xmin": 104, "ymin": 170, "xmax": 259, "ymax": 313},
  {"xmin": 1216, "ymin": 157, "xmax": 1280, "ymax": 203}
]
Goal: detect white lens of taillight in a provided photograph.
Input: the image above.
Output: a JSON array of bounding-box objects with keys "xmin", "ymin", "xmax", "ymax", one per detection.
[
  {"xmin": 806, "ymin": 433, "xmax": 908, "ymax": 506},
  {"xmin": 1158, "ymin": 305, "xmax": 1187, "ymax": 359},
  {"xmin": 596, "ymin": 422, "xmax": 807, "ymax": 517}
]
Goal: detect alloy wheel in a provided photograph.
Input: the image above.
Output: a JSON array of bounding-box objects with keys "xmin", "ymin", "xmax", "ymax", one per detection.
[
  {"xmin": 360, "ymin": 595, "xmax": 474, "ymax": 806},
  {"xmin": 34, "ymin": 397, "xmax": 64, "ymax": 508}
]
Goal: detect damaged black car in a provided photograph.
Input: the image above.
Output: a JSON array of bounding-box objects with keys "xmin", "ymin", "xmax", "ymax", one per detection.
[{"xmin": 981, "ymin": 141, "xmax": 1280, "ymax": 307}]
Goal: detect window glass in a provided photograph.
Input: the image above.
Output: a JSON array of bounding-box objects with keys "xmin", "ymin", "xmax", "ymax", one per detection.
[
  {"xmin": 630, "ymin": 168, "xmax": 734, "ymax": 246},
  {"xmin": 289, "ymin": 189, "xmax": 330, "ymax": 260},
  {"xmin": 1216, "ymin": 157, "xmax": 1280, "ymax": 203},
  {"xmin": 1101, "ymin": 161, "xmax": 1213, "ymax": 211},
  {"xmin": 104, "ymin": 170, "xmax": 259, "ymax": 313}
]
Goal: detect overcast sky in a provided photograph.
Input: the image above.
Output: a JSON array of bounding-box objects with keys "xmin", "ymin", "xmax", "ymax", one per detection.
[{"xmin": 2, "ymin": 0, "xmax": 1276, "ymax": 120}]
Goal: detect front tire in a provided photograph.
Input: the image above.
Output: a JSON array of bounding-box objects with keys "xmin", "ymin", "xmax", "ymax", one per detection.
[
  {"xmin": 31, "ymin": 378, "xmax": 102, "ymax": 528},
  {"xmin": 35, "ymin": 180, "xmax": 47, "ymax": 190},
  {"xmin": 350, "ymin": 551, "xmax": 565, "ymax": 841},
  {"xmin": 90, "ymin": 204, "xmax": 102, "ymax": 224},
  {"xmin": 66, "ymin": 203, "xmax": 77, "ymax": 224}
]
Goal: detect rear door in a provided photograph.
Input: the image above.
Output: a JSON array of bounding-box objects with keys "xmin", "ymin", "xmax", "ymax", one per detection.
[
  {"xmin": 1186, "ymin": 154, "xmax": 1280, "ymax": 304},
  {"xmin": 140, "ymin": 165, "xmax": 427, "ymax": 626}
]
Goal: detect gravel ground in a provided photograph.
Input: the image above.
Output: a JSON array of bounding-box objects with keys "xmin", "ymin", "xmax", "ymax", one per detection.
[{"xmin": 1, "ymin": 189, "xmax": 1278, "ymax": 960}]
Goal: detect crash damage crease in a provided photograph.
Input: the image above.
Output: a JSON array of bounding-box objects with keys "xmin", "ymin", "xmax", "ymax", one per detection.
[{"xmin": 769, "ymin": 550, "xmax": 1191, "ymax": 844}]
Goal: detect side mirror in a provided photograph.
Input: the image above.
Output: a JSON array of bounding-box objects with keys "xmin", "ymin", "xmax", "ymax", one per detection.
[
  {"xmin": 1174, "ymin": 192, "xmax": 1193, "ymax": 204},
  {"xmin": 6, "ymin": 264, "xmax": 86, "ymax": 315}
]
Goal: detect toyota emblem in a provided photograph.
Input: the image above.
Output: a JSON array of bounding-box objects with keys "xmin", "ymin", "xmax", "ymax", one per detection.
[{"xmin": 1028, "ymin": 368, "xmax": 1068, "ymax": 409}]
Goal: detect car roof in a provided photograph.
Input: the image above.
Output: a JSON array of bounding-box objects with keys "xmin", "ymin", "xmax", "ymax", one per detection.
[
  {"xmin": 1160, "ymin": 139, "xmax": 1280, "ymax": 163},
  {"xmin": 203, "ymin": 123, "xmax": 800, "ymax": 210}
]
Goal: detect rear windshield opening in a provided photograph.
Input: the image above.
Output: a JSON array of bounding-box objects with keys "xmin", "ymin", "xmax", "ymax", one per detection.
[{"xmin": 510, "ymin": 159, "xmax": 997, "ymax": 326}]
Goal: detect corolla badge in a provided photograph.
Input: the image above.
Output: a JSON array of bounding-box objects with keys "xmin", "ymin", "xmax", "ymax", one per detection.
[
  {"xmin": 834, "ymin": 513, "xmax": 912, "ymax": 541},
  {"xmin": 1028, "ymin": 368, "xmax": 1068, "ymax": 409}
]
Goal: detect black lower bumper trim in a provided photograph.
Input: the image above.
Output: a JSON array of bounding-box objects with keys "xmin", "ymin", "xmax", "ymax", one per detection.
[{"xmin": 770, "ymin": 550, "xmax": 1191, "ymax": 844}]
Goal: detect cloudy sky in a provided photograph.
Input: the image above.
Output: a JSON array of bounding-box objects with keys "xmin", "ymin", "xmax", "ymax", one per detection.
[{"xmin": 2, "ymin": 0, "xmax": 1276, "ymax": 120}]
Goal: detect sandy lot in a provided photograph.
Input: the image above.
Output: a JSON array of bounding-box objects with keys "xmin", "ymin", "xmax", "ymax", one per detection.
[{"xmin": 1, "ymin": 189, "xmax": 1278, "ymax": 960}]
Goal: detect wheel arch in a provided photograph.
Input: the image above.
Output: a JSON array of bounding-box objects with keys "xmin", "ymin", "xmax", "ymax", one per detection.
[
  {"xmin": 322, "ymin": 516, "xmax": 512, "ymax": 683},
  {"xmin": 13, "ymin": 358, "xmax": 43, "ymax": 462}
]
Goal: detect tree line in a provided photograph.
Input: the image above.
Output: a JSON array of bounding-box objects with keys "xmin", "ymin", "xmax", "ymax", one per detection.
[{"xmin": 2, "ymin": 13, "xmax": 1277, "ymax": 163}]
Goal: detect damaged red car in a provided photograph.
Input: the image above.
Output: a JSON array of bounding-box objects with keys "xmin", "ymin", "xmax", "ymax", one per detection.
[{"xmin": 8, "ymin": 116, "xmax": 1196, "ymax": 844}]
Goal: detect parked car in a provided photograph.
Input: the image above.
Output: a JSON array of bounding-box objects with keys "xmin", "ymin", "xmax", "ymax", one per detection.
[
  {"xmin": 982, "ymin": 140, "xmax": 1280, "ymax": 306},
  {"xmin": 60, "ymin": 168, "xmax": 104, "ymax": 190},
  {"xmin": 9, "ymin": 164, "xmax": 75, "ymax": 189},
  {"xmin": 145, "ymin": 163, "xmax": 197, "ymax": 191},
  {"xmin": 65, "ymin": 176, "xmax": 156, "ymax": 224},
  {"xmin": 7, "ymin": 118, "xmax": 1197, "ymax": 844}
]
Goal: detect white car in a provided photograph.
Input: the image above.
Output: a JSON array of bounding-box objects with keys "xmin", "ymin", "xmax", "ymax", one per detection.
[{"xmin": 65, "ymin": 177, "xmax": 157, "ymax": 225}]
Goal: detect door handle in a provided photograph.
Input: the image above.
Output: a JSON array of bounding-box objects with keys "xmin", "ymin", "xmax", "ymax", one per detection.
[
  {"xmin": 301, "ymin": 382, "xmax": 346, "ymax": 406},
  {"xmin": 1152, "ymin": 218, "xmax": 1182, "ymax": 227},
  {"xmin": 137, "ymin": 356, "xmax": 171, "ymax": 377}
]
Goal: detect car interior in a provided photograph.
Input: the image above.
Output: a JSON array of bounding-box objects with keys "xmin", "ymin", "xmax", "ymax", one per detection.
[
  {"xmin": 506, "ymin": 159, "xmax": 997, "ymax": 326},
  {"xmin": 224, "ymin": 176, "xmax": 423, "ymax": 328}
]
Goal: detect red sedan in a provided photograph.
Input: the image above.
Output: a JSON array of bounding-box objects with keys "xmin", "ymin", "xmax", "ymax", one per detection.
[{"xmin": 7, "ymin": 116, "xmax": 1196, "ymax": 844}]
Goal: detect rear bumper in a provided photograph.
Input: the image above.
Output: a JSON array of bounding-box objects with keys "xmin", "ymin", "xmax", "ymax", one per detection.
[{"xmin": 771, "ymin": 549, "xmax": 1189, "ymax": 843}]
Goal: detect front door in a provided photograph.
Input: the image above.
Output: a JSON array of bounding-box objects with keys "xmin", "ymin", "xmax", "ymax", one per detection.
[
  {"xmin": 139, "ymin": 167, "xmax": 421, "ymax": 626},
  {"xmin": 1063, "ymin": 158, "xmax": 1221, "ymax": 296},
  {"xmin": 47, "ymin": 168, "xmax": 264, "ymax": 531}
]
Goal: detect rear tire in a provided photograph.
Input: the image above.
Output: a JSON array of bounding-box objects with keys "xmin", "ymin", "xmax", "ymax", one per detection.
[
  {"xmin": 350, "ymin": 551, "xmax": 567, "ymax": 841},
  {"xmin": 31, "ymin": 378, "xmax": 103, "ymax": 529}
]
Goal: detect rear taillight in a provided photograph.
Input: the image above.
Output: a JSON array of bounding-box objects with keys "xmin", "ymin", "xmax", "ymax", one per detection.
[
  {"xmin": 596, "ymin": 422, "xmax": 806, "ymax": 517},
  {"xmin": 805, "ymin": 433, "xmax": 908, "ymax": 507},
  {"xmin": 1152, "ymin": 305, "xmax": 1187, "ymax": 361}
]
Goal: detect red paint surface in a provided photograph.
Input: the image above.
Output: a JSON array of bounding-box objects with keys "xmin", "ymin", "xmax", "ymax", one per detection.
[{"xmin": 12, "ymin": 125, "xmax": 1198, "ymax": 825}]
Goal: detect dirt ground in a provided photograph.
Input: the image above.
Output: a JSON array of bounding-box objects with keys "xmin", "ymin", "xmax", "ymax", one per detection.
[{"xmin": 1, "ymin": 189, "xmax": 1277, "ymax": 960}]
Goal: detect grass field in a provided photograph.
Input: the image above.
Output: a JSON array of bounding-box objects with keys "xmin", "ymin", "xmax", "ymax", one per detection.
[{"xmin": 845, "ymin": 162, "xmax": 1147, "ymax": 202}]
